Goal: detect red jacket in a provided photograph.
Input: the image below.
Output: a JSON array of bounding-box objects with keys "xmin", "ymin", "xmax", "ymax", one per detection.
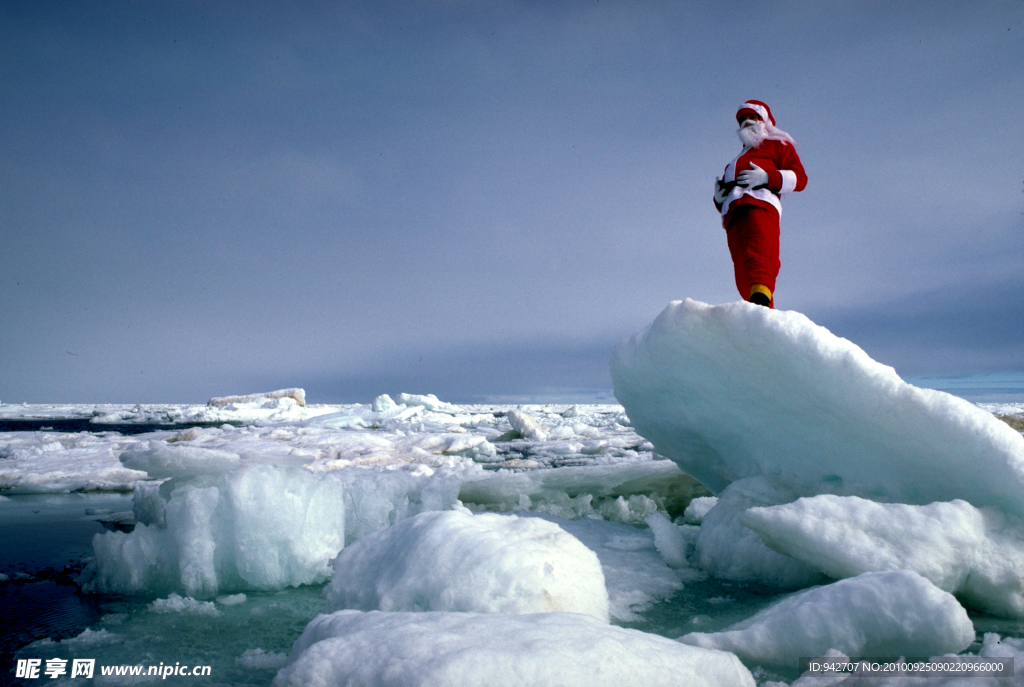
[{"xmin": 715, "ymin": 139, "xmax": 807, "ymax": 228}]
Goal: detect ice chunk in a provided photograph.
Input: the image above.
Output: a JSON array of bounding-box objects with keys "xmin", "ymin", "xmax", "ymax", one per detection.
[
  {"xmin": 237, "ymin": 648, "xmax": 288, "ymax": 670},
  {"xmin": 645, "ymin": 513, "xmax": 696, "ymax": 569},
  {"xmin": 325, "ymin": 510, "xmax": 609, "ymax": 621},
  {"xmin": 742, "ymin": 494, "xmax": 1024, "ymax": 618},
  {"xmin": 458, "ymin": 460, "xmax": 711, "ymax": 523},
  {"xmin": 370, "ymin": 394, "xmax": 395, "ymax": 412},
  {"xmin": 120, "ymin": 441, "xmax": 241, "ymax": 479},
  {"xmin": 150, "ymin": 593, "xmax": 222, "ymax": 616},
  {"xmin": 337, "ymin": 464, "xmax": 461, "ymax": 542},
  {"xmin": 681, "ymin": 571, "xmax": 974, "ymax": 666},
  {"xmin": 273, "ymin": 610, "xmax": 755, "ymax": 687},
  {"xmin": 216, "ymin": 593, "xmax": 247, "ymax": 606},
  {"xmin": 611, "ymin": 299, "xmax": 1024, "ymax": 515},
  {"xmin": 542, "ymin": 514, "xmax": 693, "ymax": 622},
  {"xmin": 683, "ymin": 496, "xmax": 718, "ymax": 524},
  {"xmin": 506, "ymin": 409, "xmax": 547, "ymax": 441},
  {"xmin": 83, "ymin": 464, "xmax": 345, "ymax": 597},
  {"xmin": 695, "ymin": 477, "xmax": 825, "ymax": 589},
  {"xmin": 0, "ymin": 433, "xmax": 149, "ymax": 493},
  {"xmin": 395, "ymin": 392, "xmax": 457, "ymax": 414},
  {"xmin": 208, "ymin": 388, "xmax": 306, "ymax": 407}
]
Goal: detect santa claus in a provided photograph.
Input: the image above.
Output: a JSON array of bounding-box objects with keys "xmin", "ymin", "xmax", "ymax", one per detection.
[{"xmin": 714, "ymin": 100, "xmax": 807, "ymax": 307}]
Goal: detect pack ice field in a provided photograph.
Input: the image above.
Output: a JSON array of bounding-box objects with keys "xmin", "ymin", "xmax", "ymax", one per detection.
[{"xmin": 3, "ymin": 300, "xmax": 1024, "ymax": 686}]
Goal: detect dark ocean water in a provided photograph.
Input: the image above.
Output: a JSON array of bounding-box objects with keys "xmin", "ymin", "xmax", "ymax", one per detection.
[
  {"xmin": 0, "ymin": 419, "xmax": 233, "ymax": 435},
  {"xmin": 0, "ymin": 493, "xmax": 132, "ymax": 684}
]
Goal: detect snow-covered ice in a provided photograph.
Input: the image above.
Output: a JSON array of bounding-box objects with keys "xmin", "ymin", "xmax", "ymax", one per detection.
[
  {"xmin": 742, "ymin": 494, "xmax": 1024, "ymax": 617},
  {"xmin": 611, "ymin": 299, "xmax": 1024, "ymax": 513},
  {"xmin": 693, "ymin": 476, "xmax": 826, "ymax": 589},
  {"xmin": 681, "ymin": 571, "xmax": 975, "ymax": 666},
  {"xmin": 325, "ymin": 509, "xmax": 610, "ymax": 620},
  {"xmin": 273, "ymin": 610, "xmax": 756, "ymax": 687},
  {"xmin": 82, "ymin": 462, "xmax": 346, "ymax": 596},
  {"xmin": 612, "ymin": 298, "xmax": 1024, "ymax": 613},
  {"xmin": 4, "ymin": 309, "xmax": 1024, "ymax": 687}
]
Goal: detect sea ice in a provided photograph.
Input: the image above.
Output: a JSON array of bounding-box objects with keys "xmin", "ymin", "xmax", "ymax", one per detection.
[
  {"xmin": 83, "ymin": 463, "xmax": 346, "ymax": 597},
  {"xmin": 458, "ymin": 459, "xmax": 710, "ymax": 523},
  {"xmin": 742, "ymin": 494, "xmax": 1024, "ymax": 617},
  {"xmin": 150, "ymin": 593, "xmax": 221, "ymax": 616},
  {"xmin": 0, "ymin": 431, "xmax": 149, "ymax": 493},
  {"xmin": 395, "ymin": 392, "xmax": 458, "ymax": 414},
  {"xmin": 645, "ymin": 512, "xmax": 696, "ymax": 569},
  {"xmin": 610, "ymin": 299, "xmax": 1024, "ymax": 515},
  {"xmin": 325, "ymin": 509, "xmax": 610, "ymax": 621},
  {"xmin": 506, "ymin": 408, "xmax": 548, "ymax": 440},
  {"xmin": 208, "ymin": 388, "xmax": 306, "ymax": 408},
  {"xmin": 336, "ymin": 463, "xmax": 462, "ymax": 542},
  {"xmin": 683, "ymin": 495, "xmax": 718, "ymax": 524},
  {"xmin": 273, "ymin": 610, "xmax": 756, "ymax": 687},
  {"xmin": 542, "ymin": 513, "xmax": 697, "ymax": 621},
  {"xmin": 681, "ymin": 571, "xmax": 975, "ymax": 666},
  {"xmin": 695, "ymin": 477, "xmax": 825, "ymax": 589},
  {"xmin": 120, "ymin": 440, "xmax": 241, "ymax": 478}
]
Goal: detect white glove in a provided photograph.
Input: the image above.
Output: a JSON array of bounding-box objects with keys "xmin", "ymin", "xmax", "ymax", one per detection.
[
  {"xmin": 713, "ymin": 178, "xmax": 729, "ymax": 205},
  {"xmin": 736, "ymin": 163, "xmax": 769, "ymax": 190}
]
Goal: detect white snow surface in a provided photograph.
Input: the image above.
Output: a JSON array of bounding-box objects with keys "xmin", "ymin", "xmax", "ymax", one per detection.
[
  {"xmin": 610, "ymin": 299, "xmax": 1024, "ymax": 514},
  {"xmin": 325, "ymin": 510, "xmax": 610, "ymax": 621},
  {"xmin": 742, "ymin": 494, "xmax": 1024, "ymax": 618},
  {"xmin": 0, "ymin": 431, "xmax": 149, "ymax": 493},
  {"xmin": 0, "ymin": 398, "xmax": 654, "ymax": 493},
  {"xmin": 681, "ymin": 571, "xmax": 975, "ymax": 666},
  {"xmin": 273, "ymin": 610, "xmax": 756, "ymax": 687}
]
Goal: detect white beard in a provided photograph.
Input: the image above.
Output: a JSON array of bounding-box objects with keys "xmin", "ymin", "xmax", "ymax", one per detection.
[
  {"xmin": 737, "ymin": 120, "xmax": 795, "ymax": 148},
  {"xmin": 737, "ymin": 121, "xmax": 768, "ymax": 148}
]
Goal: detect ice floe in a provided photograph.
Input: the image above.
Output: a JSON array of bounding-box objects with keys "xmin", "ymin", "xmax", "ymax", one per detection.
[
  {"xmin": 5, "ymin": 331, "xmax": 1024, "ymax": 687},
  {"xmin": 82, "ymin": 463, "xmax": 346, "ymax": 596},
  {"xmin": 742, "ymin": 494, "xmax": 1024, "ymax": 617},
  {"xmin": 610, "ymin": 299, "xmax": 1024, "ymax": 514},
  {"xmin": 273, "ymin": 610, "xmax": 756, "ymax": 687},
  {"xmin": 681, "ymin": 571, "xmax": 975, "ymax": 666},
  {"xmin": 325, "ymin": 509, "xmax": 609, "ymax": 621}
]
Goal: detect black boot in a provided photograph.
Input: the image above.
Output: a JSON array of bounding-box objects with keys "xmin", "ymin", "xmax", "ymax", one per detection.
[{"xmin": 749, "ymin": 292, "xmax": 771, "ymax": 307}]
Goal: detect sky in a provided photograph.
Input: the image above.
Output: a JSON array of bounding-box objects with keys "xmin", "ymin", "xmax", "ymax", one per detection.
[{"xmin": 1, "ymin": 0, "xmax": 1022, "ymax": 405}]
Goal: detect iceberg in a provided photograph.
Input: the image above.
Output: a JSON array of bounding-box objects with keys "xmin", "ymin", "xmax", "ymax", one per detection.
[
  {"xmin": 273, "ymin": 610, "xmax": 756, "ymax": 687},
  {"xmin": 610, "ymin": 299, "xmax": 1024, "ymax": 513},
  {"xmin": 612, "ymin": 299, "xmax": 1024, "ymax": 622}
]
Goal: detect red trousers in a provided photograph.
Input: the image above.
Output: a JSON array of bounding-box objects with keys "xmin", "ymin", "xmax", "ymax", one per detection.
[{"xmin": 726, "ymin": 205, "xmax": 780, "ymax": 308}]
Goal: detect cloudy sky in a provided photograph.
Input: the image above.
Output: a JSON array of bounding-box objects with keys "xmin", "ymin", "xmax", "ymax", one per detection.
[{"xmin": 2, "ymin": 1, "xmax": 1022, "ymax": 404}]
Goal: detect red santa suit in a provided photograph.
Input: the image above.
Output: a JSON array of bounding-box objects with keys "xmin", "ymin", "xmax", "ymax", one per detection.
[{"xmin": 714, "ymin": 101, "xmax": 807, "ymax": 308}]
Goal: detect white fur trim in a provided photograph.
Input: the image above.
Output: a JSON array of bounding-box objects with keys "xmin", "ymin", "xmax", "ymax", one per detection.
[
  {"xmin": 740, "ymin": 102, "xmax": 769, "ymax": 123},
  {"xmin": 780, "ymin": 170, "xmax": 797, "ymax": 194},
  {"xmin": 720, "ymin": 188, "xmax": 782, "ymax": 219}
]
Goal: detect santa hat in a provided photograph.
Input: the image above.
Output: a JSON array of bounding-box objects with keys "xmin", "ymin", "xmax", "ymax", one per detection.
[
  {"xmin": 736, "ymin": 100, "xmax": 774, "ymax": 126},
  {"xmin": 736, "ymin": 99, "xmax": 795, "ymax": 144}
]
